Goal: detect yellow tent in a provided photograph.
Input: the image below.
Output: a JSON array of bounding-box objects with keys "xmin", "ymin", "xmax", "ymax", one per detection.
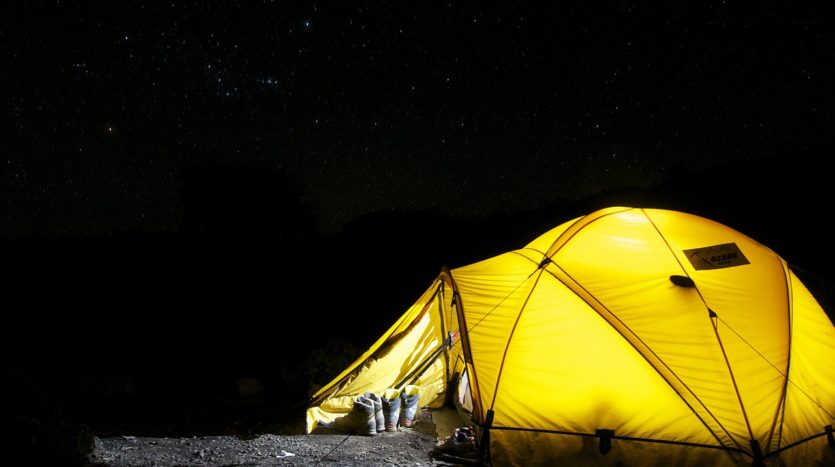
[{"xmin": 306, "ymin": 206, "xmax": 835, "ymax": 466}]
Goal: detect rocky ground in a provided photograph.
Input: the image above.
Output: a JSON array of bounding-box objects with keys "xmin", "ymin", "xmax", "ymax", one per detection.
[{"xmin": 86, "ymin": 408, "xmax": 474, "ymax": 466}]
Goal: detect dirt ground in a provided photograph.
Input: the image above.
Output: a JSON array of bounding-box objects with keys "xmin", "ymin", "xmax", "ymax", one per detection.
[{"xmin": 86, "ymin": 408, "xmax": 472, "ymax": 466}]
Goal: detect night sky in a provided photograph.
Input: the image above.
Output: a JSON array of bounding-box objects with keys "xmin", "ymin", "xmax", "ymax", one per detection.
[
  {"xmin": 3, "ymin": 3, "xmax": 835, "ymax": 461},
  {"xmin": 4, "ymin": 2, "xmax": 832, "ymax": 237}
]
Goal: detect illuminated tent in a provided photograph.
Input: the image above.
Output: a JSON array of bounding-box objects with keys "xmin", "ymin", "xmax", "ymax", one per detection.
[{"xmin": 306, "ymin": 206, "xmax": 835, "ymax": 466}]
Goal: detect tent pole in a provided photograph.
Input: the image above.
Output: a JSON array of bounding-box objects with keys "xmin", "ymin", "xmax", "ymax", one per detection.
[{"xmin": 475, "ymin": 409, "xmax": 494, "ymax": 466}]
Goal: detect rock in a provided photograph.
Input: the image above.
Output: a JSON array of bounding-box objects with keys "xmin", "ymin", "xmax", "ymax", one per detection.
[{"xmin": 88, "ymin": 411, "xmax": 448, "ymax": 466}]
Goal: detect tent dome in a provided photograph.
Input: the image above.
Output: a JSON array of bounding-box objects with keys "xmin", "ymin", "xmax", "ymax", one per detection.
[{"xmin": 307, "ymin": 207, "xmax": 835, "ymax": 466}]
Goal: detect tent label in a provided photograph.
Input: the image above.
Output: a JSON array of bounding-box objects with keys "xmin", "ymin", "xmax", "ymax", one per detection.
[{"xmin": 683, "ymin": 243, "xmax": 750, "ymax": 270}]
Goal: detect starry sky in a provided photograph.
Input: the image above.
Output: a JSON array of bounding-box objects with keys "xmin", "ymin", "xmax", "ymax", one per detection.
[
  {"xmin": 3, "ymin": 1, "xmax": 832, "ymax": 236},
  {"xmin": 3, "ymin": 3, "xmax": 835, "ymax": 448}
]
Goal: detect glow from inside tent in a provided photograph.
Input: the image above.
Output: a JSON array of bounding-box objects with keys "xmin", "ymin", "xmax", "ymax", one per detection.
[
  {"xmin": 613, "ymin": 210, "xmax": 650, "ymax": 225},
  {"xmin": 488, "ymin": 279, "xmax": 701, "ymax": 439}
]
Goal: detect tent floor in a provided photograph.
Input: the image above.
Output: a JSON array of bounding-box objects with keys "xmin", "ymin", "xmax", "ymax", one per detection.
[{"xmin": 424, "ymin": 406, "xmax": 471, "ymax": 440}]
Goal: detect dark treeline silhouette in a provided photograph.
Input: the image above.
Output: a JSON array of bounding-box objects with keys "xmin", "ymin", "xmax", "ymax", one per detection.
[{"xmin": 2, "ymin": 155, "xmax": 833, "ymax": 465}]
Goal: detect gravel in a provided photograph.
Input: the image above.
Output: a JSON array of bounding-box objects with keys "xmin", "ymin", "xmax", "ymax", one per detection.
[{"xmin": 86, "ymin": 409, "xmax": 463, "ymax": 467}]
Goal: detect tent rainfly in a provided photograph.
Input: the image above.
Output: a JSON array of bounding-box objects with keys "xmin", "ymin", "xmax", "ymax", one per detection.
[{"xmin": 306, "ymin": 206, "xmax": 835, "ymax": 467}]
